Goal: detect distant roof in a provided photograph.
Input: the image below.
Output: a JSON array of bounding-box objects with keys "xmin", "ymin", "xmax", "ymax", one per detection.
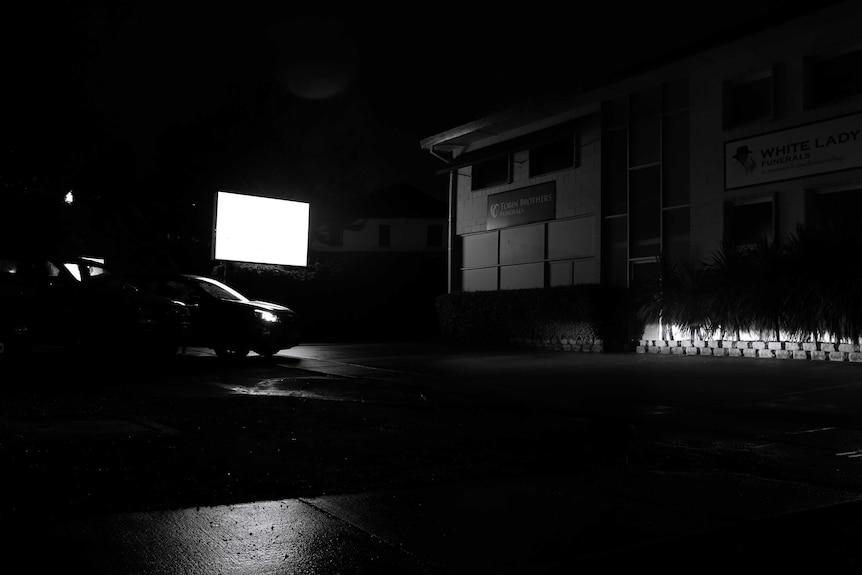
[{"xmin": 342, "ymin": 183, "xmax": 446, "ymax": 219}]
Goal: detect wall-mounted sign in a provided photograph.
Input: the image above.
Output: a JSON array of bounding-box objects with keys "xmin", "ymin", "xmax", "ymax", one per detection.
[
  {"xmin": 725, "ymin": 112, "xmax": 862, "ymax": 190},
  {"xmin": 486, "ymin": 182, "xmax": 556, "ymax": 230}
]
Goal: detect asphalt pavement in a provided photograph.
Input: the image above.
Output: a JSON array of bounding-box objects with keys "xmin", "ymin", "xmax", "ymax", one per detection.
[{"xmin": 3, "ymin": 342, "xmax": 862, "ymax": 573}]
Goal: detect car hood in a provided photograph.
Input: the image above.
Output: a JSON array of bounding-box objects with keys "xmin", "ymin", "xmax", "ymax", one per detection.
[{"xmin": 238, "ymin": 299, "xmax": 295, "ymax": 314}]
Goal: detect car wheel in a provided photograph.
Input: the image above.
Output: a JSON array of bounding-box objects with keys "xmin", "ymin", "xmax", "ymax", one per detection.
[{"xmin": 214, "ymin": 347, "xmax": 250, "ymax": 359}]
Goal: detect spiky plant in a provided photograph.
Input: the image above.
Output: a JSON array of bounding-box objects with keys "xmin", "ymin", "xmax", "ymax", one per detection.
[
  {"xmin": 783, "ymin": 224, "xmax": 827, "ymax": 342},
  {"xmin": 668, "ymin": 259, "xmax": 712, "ymax": 340},
  {"xmin": 783, "ymin": 223, "xmax": 862, "ymax": 344},
  {"xmin": 634, "ymin": 256, "xmax": 669, "ymax": 336},
  {"xmin": 744, "ymin": 238, "xmax": 791, "ymax": 341},
  {"xmin": 633, "ymin": 256, "xmax": 711, "ymax": 340},
  {"xmin": 704, "ymin": 238, "xmax": 757, "ymax": 340}
]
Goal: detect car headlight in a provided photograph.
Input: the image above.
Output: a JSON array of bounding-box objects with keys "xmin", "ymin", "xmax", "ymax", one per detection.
[{"xmin": 254, "ymin": 309, "xmax": 279, "ymax": 323}]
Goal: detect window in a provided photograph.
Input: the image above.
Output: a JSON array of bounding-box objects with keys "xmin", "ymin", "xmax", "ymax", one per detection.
[
  {"xmin": 808, "ymin": 188, "xmax": 862, "ymax": 233},
  {"xmin": 663, "ymin": 207, "xmax": 690, "ymax": 266},
  {"xmin": 427, "ymin": 224, "xmax": 443, "ymax": 247},
  {"xmin": 662, "ymin": 112, "xmax": 689, "ymax": 207},
  {"xmin": 724, "ymin": 68, "xmax": 774, "ymax": 127},
  {"xmin": 601, "ymin": 80, "xmax": 688, "ymax": 287},
  {"xmin": 529, "ymin": 136, "xmax": 575, "ymax": 176},
  {"xmin": 629, "ymin": 86, "xmax": 661, "ymax": 167},
  {"xmin": 806, "ymin": 45, "xmax": 862, "ymax": 108},
  {"xmin": 471, "ymin": 155, "xmax": 510, "ymax": 190},
  {"xmin": 629, "ymin": 166, "xmax": 660, "ymax": 258},
  {"xmin": 725, "ymin": 199, "xmax": 774, "ymax": 247},
  {"xmin": 602, "ymin": 215, "xmax": 628, "ymax": 288},
  {"xmin": 601, "ymin": 128, "xmax": 628, "ymax": 216},
  {"xmin": 378, "ymin": 224, "xmax": 391, "ymax": 247},
  {"xmin": 630, "ymin": 259, "xmax": 660, "ymax": 297}
]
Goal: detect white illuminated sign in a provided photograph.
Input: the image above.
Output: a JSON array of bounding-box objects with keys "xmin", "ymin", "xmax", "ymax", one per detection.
[{"xmin": 213, "ymin": 191, "xmax": 309, "ymax": 267}]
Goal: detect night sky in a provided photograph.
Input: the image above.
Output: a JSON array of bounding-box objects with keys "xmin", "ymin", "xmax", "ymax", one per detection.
[{"xmin": 1, "ymin": 2, "xmax": 840, "ymax": 266}]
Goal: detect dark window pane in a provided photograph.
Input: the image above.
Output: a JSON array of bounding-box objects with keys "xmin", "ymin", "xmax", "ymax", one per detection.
[
  {"xmin": 725, "ymin": 201, "xmax": 773, "ymax": 246},
  {"xmin": 602, "ymin": 129, "xmax": 628, "ymax": 216},
  {"xmin": 499, "ymin": 225, "xmax": 544, "ymax": 265},
  {"xmin": 662, "ymin": 112, "xmax": 689, "ymax": 207},
  {"xmin": 630, "ymin": 87, "xmax": 661, "ymax": 167},
  {"xmin": 725, "ymin": 74, "xmax": 773, "ymax": 126},
  {"xmin": 630, "ymin": 260, "xmax": 661, "ymax": 296},
  {"xmin": 807, "ymin": 48, "xmax": 862, "ymax": 107},
  {"xmin": 549, "ymin": 261, "xmax": 572, "ymax": 287},
  {"xmin": 629, "ymin": 166, "xmax": 661, "ymax": 258},
  {"xmin": 530, "ymin": 137, "xmax": 574, "ymax": 176},
  {"xmin": 603, "ymin": 215, "xmax": 628, "ymax": 287},
  {"xmin": 472, "ymin": 156, "xmax": 510, "ymax": 190},
  {"xmin": 812, "ymin": 190, "xmax": 862, "ymax": 232},
  {"xmin": 663, "ymin": 207, "xmax": 690, "ymax": 266}
]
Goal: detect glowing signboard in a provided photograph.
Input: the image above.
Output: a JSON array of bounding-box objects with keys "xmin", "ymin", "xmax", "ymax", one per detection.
[{"xmin": 213, "ymin": 191, "xmax": 309, "ymax": 267}]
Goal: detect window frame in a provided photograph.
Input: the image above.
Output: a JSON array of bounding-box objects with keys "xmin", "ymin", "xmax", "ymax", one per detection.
[
  {"xmin": 804, "ymin": 43, "xmax": 862, "ymax": 109},
  {"xmin": 529, "ymin": 135, "xmax": 576, "ymax": 177},
  {"xmin": 724, "ymin": 195, "xmax": 777, "ymax": 249},
  {"xmin": 471, "ymin": 155, "xmax": 511, "ymax": 191},
  {"xmin": 723, "ymin": 66, "xmax": 775, "ymax": 129}
]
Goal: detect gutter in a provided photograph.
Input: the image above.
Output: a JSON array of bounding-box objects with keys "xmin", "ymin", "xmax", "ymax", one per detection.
[{"xmin": 428, "ymin": 144, "xmax": 451, "ymax": 164}]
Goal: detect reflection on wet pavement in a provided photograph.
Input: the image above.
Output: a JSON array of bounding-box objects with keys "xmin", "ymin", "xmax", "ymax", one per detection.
[
  {"xmin": 52, "ymin": 498, "xmax": 430, "ymax": 574},
  {"xmin": 217, "ymin": 369, "xmax": 430, "ymax": 405}
]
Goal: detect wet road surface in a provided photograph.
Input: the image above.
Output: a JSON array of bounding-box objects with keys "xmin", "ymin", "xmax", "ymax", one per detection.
[{"xmin": 3, "ymin": 342, "xmax": 862, "ymax": 572}]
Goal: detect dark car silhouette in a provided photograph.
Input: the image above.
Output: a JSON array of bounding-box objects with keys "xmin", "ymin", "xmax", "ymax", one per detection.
[
  {"xmin": 0, "ymin": 256, "xmax": 191, "ymax": 359},
  {"xmin": 129, "ymin": 272, "xmax": 300, "ymax": 359}
]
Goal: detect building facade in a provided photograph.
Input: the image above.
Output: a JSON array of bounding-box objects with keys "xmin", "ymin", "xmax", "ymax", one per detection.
[
  {"xmin": 310, "ymin": 184, "xmax": 446, "ymax": 254},
  {"xmin": 301, "ymin": 183, "xmax": 447, "ymax": 342},
  {"xmin": 421, "ymin": 1, "xmax": 862, "ymax": 342}
]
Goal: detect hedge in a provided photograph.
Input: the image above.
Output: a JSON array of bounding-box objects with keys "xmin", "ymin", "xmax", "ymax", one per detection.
[{"xmin": 435, "ymin": 284, "xmax": 638, "ymax": 351}]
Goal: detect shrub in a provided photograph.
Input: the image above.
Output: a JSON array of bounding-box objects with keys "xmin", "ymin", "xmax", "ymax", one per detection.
[
  {"xmin": 435, "ymin": 284, "xmax": 637, "ymax": 350},
  {"xmin": 635, "ymin": 224, "xmax": 862, "ymax": 344}
]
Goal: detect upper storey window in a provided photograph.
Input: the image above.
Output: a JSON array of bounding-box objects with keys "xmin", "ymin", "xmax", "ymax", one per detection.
[
  {"xmin": 805, "ymin": 45, "xmax": 862, "ymax": 108},
  {"xmin": 723, "ymin": 68, "xmax": 774, "ymax": 128},
  {"xmin": 471, "ymin": 155, "xmax": 510, "ymax": 191},
  {"xmin": 529, "ymin": 136, "xmax": 575, "ymax": 176}
]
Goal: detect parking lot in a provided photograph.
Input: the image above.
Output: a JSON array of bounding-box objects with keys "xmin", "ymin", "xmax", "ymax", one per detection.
[{"xmin": 3, "ymin": 342, "xmax": 862, "ymax": 572}]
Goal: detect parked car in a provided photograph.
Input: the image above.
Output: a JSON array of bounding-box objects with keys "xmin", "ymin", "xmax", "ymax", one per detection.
[
  {"xmin": 128, "ymin": 272, "xmax": 301, "ymax": 359},
  {"xmin": 0, "ymin": 256, "xmax": 191, "ymax": 359}
]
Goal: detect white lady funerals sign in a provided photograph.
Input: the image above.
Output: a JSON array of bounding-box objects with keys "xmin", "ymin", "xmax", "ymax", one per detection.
[
  {"xmin": 725, "ymin": 113, "xmax": 862, "ymax": 190},
  {"xmin": 486, "ymin": 182, "xmax": 556, "ymax": 230}
]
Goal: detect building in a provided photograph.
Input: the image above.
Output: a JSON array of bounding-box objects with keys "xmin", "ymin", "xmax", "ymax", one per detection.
[
  {"xmin": 310, "ymin": 183, "xmax": 446, "ymax": 255},
  {"xmin": 420, "ymin": 1, "xmax": 862, "ymax": 346},
  {"xmin": 302, "ymin": 183, "xmax": 447, "ymax": 341}
]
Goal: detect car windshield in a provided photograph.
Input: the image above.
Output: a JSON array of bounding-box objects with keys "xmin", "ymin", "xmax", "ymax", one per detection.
[{"xmin": 190, "ymin": 276, "xmax": 248, "ymax": 302}]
